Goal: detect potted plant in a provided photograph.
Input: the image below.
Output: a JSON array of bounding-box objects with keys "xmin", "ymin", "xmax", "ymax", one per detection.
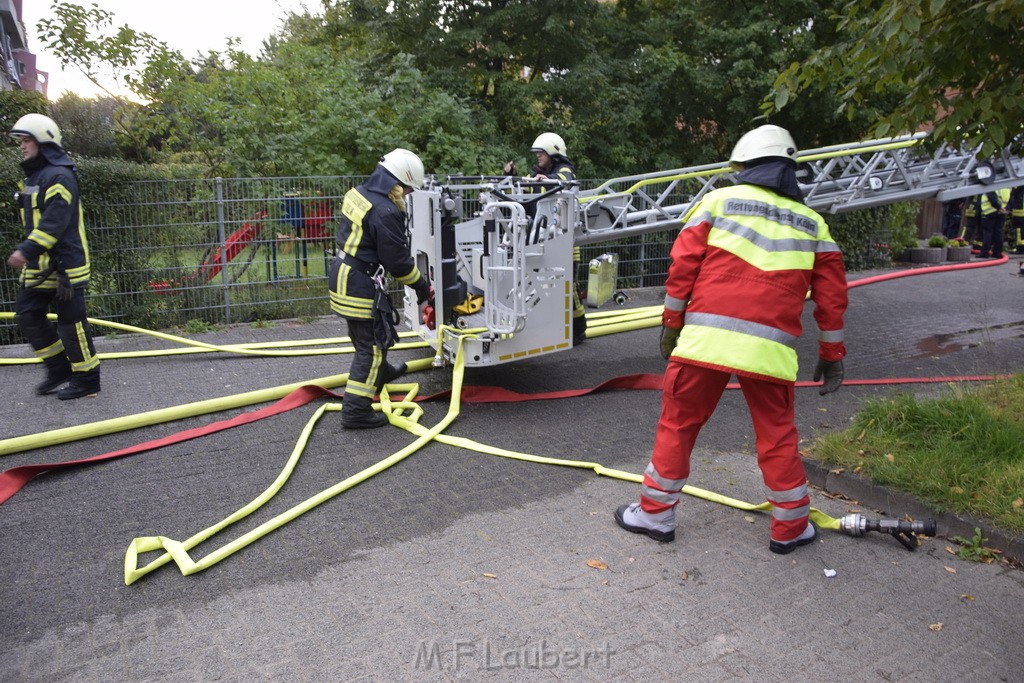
[
  {"xmin": 946, "ymin": 236, "xmax": 972, "ymax": 262},
  {"xmin": 888, "ymin": 218, "xmax": 919, "ymax": 262},
  {"xmin": 928, "ymin": 234, "xmax": 948, "ymax": 257},
  {"xmin": 906, "ymin": 234, "xmax": 946, "ymax": 263}
]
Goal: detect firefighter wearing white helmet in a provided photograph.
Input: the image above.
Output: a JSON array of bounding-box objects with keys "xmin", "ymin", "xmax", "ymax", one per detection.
[
  {"xmin": 327, "ymin": 148, "xmax": 432, "ymax": 428},
  {"xmin": 7, "ymin": 113, "xmax": 102, "ymax": 399},
  {"xmin": 615, "ymin": 124, "xmax": 848, "ymax": 555},
  {"xmin": 502, "ymin": 132, "xmax": 576, "ymax": 181},
  {"xmin": 379, "ymin": 147, "xmax": 426, "ymax": 190},
  {"xmin": 729, "ymin": 124, "xmax": 798, "ymax": 166},
  {"xmin": 529, "ymin": 132, "xmax": 574, "ymax": 181},
  {"xmin": 502, "ymin": 132, "xmax": 587, "ymax": 343},
  {"xmin": 10, "ymin": 113, "xmax": 63, "ymax": 146}
]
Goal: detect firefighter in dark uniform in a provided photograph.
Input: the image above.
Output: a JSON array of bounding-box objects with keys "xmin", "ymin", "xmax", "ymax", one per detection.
[
  {"xmin": 1008, "ymin": 186, "xmax": 1024, "ymax": 253},
  {"xmin": 506, "ymin": 132, "xmax": 587, "ymax": 345},
  {"xmin": 7, "ymin": 113, "xmax": 101, "ymax": 399},
  {"xmin": 978, "ymin": 187, "xmax": 1011, "ymax": 258},
  {"xmin": 962, "ymin": 196, "xmax": 980, "ymax": 243},
  {"xmin": 328, "ymin": 148, "xmax": 432, "ymax": 429}
]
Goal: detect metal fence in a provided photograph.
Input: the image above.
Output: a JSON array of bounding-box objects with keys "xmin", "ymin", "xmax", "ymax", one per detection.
[{"xmin": 0, "ymin": 176, "xmax": 678, "ymax": 344}]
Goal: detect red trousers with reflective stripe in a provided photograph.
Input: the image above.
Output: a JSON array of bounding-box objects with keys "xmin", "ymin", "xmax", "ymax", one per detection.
[{"xmin": 641, "ymin": 360, "xmax": 810, "ymax": 541}]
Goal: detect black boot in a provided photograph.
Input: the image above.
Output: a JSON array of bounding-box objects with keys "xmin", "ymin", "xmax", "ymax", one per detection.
[
  {"xmin": 573, "ymin": 314, "xmax": 587, "ymax": 346},
  {"xmin": 36, "ymin": 355, "xmax": 73, "ymax": 395},
  {"xmin": 57, "ymin": 370, "xmax": 101, "ymax": 400},
  {"xmin": 341, "ymin": 395, "xmax": 388, "ymax": 429},
  {"xmin": 382, "ymin": 361, "xmax": 407, "ymax": 384}
]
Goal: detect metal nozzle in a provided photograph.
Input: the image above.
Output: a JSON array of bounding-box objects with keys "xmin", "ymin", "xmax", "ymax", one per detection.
[{"xmin": 838, "ymin": 513, "xmax": 937, "ymax": 551}]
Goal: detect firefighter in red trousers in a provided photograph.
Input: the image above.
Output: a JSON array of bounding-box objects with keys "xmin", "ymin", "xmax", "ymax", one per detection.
[{"xmin": 615, "ymin": 125, "xmax": 848, "ymax": 554}]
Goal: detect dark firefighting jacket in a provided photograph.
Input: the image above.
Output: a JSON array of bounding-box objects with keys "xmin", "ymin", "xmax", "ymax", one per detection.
[
  {"xmin": 329, "ymin": 165, "xmax": 428, "ymax": 320},
  {"xmin": 15, "ymin": 145, "xmax": 90, "ymax": 289}
]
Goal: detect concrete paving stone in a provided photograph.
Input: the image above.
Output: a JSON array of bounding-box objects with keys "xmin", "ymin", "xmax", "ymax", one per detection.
[{"xmin": 3, "ymin": 261, "xmax": 1024, "ymax": 681}]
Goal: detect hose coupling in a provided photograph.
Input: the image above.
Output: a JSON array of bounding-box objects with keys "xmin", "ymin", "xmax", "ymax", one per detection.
[{"xmin": 838, "ymin": 513, "xmax": 937, "ymax": 551}]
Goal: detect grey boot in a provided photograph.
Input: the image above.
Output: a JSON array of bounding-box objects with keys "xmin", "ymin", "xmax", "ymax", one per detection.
[{"xmin": 614, "ymin": 502, "xmax": 676, "ymax": 542}]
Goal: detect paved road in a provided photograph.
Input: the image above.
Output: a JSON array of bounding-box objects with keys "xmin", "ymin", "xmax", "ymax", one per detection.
[{"xmin": 1, "ymin": 257, "xmax": 1023, "ymax": 681}]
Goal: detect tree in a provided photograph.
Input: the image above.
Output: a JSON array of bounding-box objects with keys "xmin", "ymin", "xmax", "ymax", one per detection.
[
  {"xmin": 37, "ymin": 0, "xmax": 190, "ymax": 161},
  {"xmin": 50, "ymin": 94, "xmax": 120, "ymax": 157},
  {"xmin": 0, "ymin": 89, "xmax": 48, "ymax": 135},
  {"xmin": 763, "ymin": 0, "xmax": 1024, "ymax": 158},
  {"xmin": 34, "ymin": 0, "xmax": 884, "ymax": 178}
]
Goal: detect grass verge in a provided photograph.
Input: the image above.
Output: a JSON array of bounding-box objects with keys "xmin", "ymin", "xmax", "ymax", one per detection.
[{"xmin": 810, "ymin": 374, "xmax": 1024, "ymax": 535}]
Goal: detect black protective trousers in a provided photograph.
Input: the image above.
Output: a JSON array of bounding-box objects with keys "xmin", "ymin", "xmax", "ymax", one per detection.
[
  {"xmin": 979, "ymin": 213, "xmax": 1006, "ymax": 258},
  {"xmin": 15, "ymin": 285, "xmax": 99, "ymax": 373},
  {"xmin": 343, "ymin": 314, "xmax": 407, "ymax": 420}
]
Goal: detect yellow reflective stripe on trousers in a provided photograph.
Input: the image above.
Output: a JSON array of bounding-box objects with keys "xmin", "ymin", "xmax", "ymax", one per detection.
[
  {"xmin": 33, "ymin": 339, "xmax": 64, "ymax": 359},
  {"xmin": 72, "ymin": 322, "xmax": 100, "ymax": 372}
]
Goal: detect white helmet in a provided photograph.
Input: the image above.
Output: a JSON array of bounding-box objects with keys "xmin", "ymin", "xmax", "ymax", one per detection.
[
  {"xmin": 10, "ymin": 113, "xmax": 62, "ymax": 146},
  {"xmin": 729, "ymin": 124, "xmax": 797, "ymax": 166},
  {"xmin": 531, "ymin": 132, "xmax": 567, "ymax": 157},
  {"xmin": 379, "ymin": 148, "xmax": 425, "ymax": 189}
]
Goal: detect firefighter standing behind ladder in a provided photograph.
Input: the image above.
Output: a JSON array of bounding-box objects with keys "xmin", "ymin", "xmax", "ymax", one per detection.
[
  {"xmin": 614, "ymin": 125, "xmax": 848, "ymax": 554},
  {"xmin": 6, "ymin": 113, "xmax": 101, "ymax": 400},
  {"xmin": 505, "ymin": 132, "xmax": 587, "ymax": 345},
  {"xmin": 328, "ymin": 148, "xmax": 432, "ymax": 429},
  {"xmin": 977, "ymin": 186, "xmax": 1011, "ymax": 259},
  {"xmin": 1009, "ymin": 186, "xmax": 1024, "ymax": 253}
]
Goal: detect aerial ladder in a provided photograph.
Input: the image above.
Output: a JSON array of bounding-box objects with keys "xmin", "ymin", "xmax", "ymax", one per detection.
[{"xmin": 403, "ymin": 132, "xmax": 1024, "ymax": 367}]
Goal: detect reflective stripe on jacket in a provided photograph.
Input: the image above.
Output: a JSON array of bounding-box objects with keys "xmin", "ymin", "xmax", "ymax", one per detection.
[
  {"xmin": 329, "ymin": 166, "xmax": 424, "ymax": 320},
  {"xmin": 530, "ymin": 155, "xmax": 575, "ymax": 182},
  {"xmin": 980, "ymin": 188, "xmax": 1011, "ymax": 215},
  {"xmin": 16, "ymin": 153, "xmax": 90, "ymax": 288},
  {"xmin": 1010, "ymin": 187, "xmax": 1024, "ymax": 217},
  {"xmin": 665, "ymin": 184, "xmax": 848, "ymax": 383}
]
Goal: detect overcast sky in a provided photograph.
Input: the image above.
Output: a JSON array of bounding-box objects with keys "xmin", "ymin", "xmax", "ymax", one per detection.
[{"xmin": 22, "ymin": 0, "xmax": 321, "ymax": 98}]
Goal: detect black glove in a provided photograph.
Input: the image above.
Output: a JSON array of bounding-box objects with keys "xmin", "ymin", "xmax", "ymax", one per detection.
[
  {"xmin": 813, "ymin": 358, "xmax": 844, "ymax": 395},
  {"xmin": 660, "ymin": 326, "xmax": 681, "ymax": 360},
  {"xmin": 414, "ymin": 277, "xmax": 432, "ymax": 305},
  {"xmin": 56, "ymin": 272, "xmax": 74, "ymax": 302}
]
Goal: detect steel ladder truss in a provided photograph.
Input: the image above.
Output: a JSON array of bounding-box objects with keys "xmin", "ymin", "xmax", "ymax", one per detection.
[{"xmin": 576, "ymin": 133, "xmax": 1024, "ymax": 245}]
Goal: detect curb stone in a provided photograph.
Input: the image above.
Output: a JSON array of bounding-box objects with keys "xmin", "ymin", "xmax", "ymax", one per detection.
[{"xmin": 804, "ymin": 457, "xmax": 1024, "ymax": 564}]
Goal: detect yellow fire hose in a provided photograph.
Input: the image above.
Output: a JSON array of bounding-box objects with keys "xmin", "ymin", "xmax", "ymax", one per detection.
[
  {"xmin": 0, "ymin": 311, "xmax": 430, "ymax": 363},
  {"xmin": 119, "ymin": 326, "xmax": 840, "ymax": 585},
  {"xmin": 2, "ymin": 309, "xmax": 846, "ymax": 585}
]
